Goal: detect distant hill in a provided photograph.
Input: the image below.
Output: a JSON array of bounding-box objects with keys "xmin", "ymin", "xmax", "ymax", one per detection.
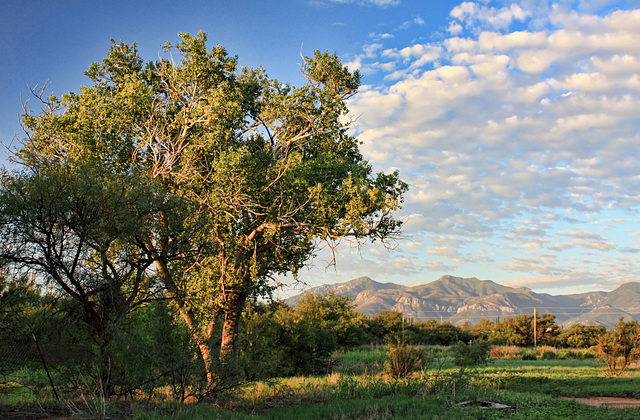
[
  {"xmin": 285, "ymin": 276, "xmax": 405, "ymax": 306},
  {"xmin": 285, "ymin": 275, "xmax": 640, "ymax": 327},
  {"xmin": 562, "ymin": 306, "xmax": 639, "ymax": 329}
]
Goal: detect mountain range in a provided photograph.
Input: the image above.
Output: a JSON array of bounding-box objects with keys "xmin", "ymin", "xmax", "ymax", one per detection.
[{"xmin": 285, "ymin": 275, "xmax": 640, "ymax": 329}]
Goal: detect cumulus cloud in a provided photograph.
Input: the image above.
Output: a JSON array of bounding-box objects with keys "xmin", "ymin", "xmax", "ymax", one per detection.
[
  {"xmin": 341, "ymin": 0, "xmax": 640, "ymax": 293},
  {"xmin": 450, "ymin": 2, "xmax": 530, "ymax": 31}
]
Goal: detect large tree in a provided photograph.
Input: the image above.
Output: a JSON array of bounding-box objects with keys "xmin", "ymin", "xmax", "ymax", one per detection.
[{"xmin": 13, "ymin": 32, "xmax": 407, "ymax": 388}]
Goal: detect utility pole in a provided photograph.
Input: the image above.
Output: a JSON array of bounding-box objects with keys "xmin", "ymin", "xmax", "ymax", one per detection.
[
  {"xmin": 402, "ymin": 314, "xmax": 405, "ymax": 344},
  {"xmin": 533, "ymin": 308, "xmax": 537, "ymax": 347}
]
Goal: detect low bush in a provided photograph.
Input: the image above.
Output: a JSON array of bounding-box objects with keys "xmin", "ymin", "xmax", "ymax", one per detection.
[
  {"xmin": 333, "ymin": 346, "xmax": 387, "ymax": 375},
  {"xmin": 520, "ymin": 349, "xmax": 537, "ymax": 360},
  {"xmin": 536, "ymin": 346, "xmax": 557, "ymax": 360},
  {"xmin": 384, "ymin": 345, "xmax": 425, "ymax": 379},
  {"xmin": 450, "ymin": 341, "xmax": 491, "ymax": 369},
  {"xmin": 489, "ymin": 345, "xmax": 520, "ymax": 359},
  {"xmin": 541, "ymin": 350, "xmax": 556, "ymax": 360}
]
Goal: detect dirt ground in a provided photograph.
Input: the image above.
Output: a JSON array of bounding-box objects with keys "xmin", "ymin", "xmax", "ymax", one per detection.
[{"xmin": 562, "ymin": 396, "xmax": 640, "ymax": 408}]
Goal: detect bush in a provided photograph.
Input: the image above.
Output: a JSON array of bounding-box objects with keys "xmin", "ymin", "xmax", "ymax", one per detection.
[
  {"xmin": 520, "ymin": 349, "xmax": 537, "ymax": 360},
  {"xmin": 241, "ymin": 302, "xmax": 337, "ymax": 379},
  {"xmin": 450, "ymin": 341, "xmax": 490, "ymax": 369},
  {"xmin": 559, "ymin": 324, "xmax": 606, "ymax": 348},
  {"xmin": 541, "ymin": 350, "xmax": 556, "ymax": 360},
  {"xmin": 489, "ymin": 345, "xmax": 520, "ymax": 359},
  {"xmin": 384, "ymin": 345, "xmax": 425, "ymax": 379},
  {"xmin": 557, "ymin": 348, "xmax": 594, "ymax": 359},
  {"xmin": 536, "ymin": 345, "xmax": 557, "ymax": 360}
]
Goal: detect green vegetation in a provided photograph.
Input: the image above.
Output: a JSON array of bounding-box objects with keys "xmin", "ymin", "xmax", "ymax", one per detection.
[
  {"xmin": 4, "ymin": 292, "xmax": 640, "ymax": 418},
  {"xmin": 4, "ymin": 321, "xmax": 640, "ymax": 418}
]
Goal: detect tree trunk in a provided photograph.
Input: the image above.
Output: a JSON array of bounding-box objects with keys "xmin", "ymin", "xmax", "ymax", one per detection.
[
  {"xmin": 219, "ymin": 292, "xmax": 247, "ymax": 384},
  {"xmin": 197, "ymin": 340, "xmax": 216, "ymax": 387},
  {"xmin": 98, "ymin": 340, "xmax": 113, "ymax": 398}
]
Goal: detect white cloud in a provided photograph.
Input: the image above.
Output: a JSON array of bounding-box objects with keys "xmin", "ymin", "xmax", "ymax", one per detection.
[
  {"xmin": 363, "ymin": 43, "xmax": 384, "ymax": 57},
  {"xmin": 451, "ymin": 2, "xmax": 531, "ymax": 31},
  {"xmin": 502, "ymin": 272, "xmax": 605, "ymax": 292},
  {"xmin": 342, "ymin": 1, "xmax": 640, "ymax": 293},
  {"xmin": 370, "ymin": 32, "xmax": 395, "ymax": 41},
  {"xmin": 552, "ymin": 72, "xmax": 612, "ymax": 91},
  {"xmin": 448, "ymin": 21, "xmax": 464, "ymax": 35},
  {"xmin": 478, "ymin": 30, "xmax": 548, "ymax": 50}
]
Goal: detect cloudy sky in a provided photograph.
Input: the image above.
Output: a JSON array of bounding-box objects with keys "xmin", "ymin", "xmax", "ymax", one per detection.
[{"xmin": 2, "ymin": 0, "xmax": 640, "ymax": 295}]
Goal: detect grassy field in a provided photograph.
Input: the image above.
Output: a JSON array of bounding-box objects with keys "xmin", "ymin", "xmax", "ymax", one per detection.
[{"xmin": 3, "ymin": 346, "xmax": 640, "ymax": 419}]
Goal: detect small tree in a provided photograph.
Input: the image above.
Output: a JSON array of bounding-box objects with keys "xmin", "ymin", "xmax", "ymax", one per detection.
[
  {"xmin": 559, "ymin": 324, "xmax": 606, "ymax": 348},
  {"xmin": 488, "ymin": 313, "xmax": 558, "ymax": 346},
  {"xmin": 295, "ymin": 292, "xmax": 371, "ymax": 347},
  {"xmin": 0, "ymin": 164, "xmax": 161, "ymax": 395},
  {"xmin": 595, "ymin": 318, "xmax": 640, "ymax": 376},
  {"xmin": 372, "ymin": 310, "xmax": 405, "ymax": 343}
]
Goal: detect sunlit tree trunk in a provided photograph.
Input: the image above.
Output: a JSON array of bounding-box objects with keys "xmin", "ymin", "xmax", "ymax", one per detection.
[{"xmin": 219, "ymin": 292, "xmax": 247, "ymax": 384}]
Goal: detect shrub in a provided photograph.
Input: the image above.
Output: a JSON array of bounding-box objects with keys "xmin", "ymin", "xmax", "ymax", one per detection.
[
  {"xmin": 536, "ymin": 345, "xmax": 557, "ymax": 360},
  {"xmin": 559, "ymin": 324, "xmax": 606, "ymax": 348},
  {"xmin": 489, "ymin": 345, "xmax": 520, "ymax": 359},
  {"xmin": 384, "ymin": 344, "xmax": 424, "ymax": 379},
  {"xmin": 520, "ymin": 349, "xmax": 537, "ymax": 360},
  {"xmin": 567, "ymin": 348, "xmax": 593, "ymax": 359},
  {"xmin": 241, "ymin": 302, "xmax": 337, "ymax": 379},
  {"xmin": 595, "ymin": 317, "xmax": 640, "ymax": 376},
  {"xmin": 450, "ymin": 341, "xmax": 491, "ymax": 370},
  {"xmin": 541, "ymin": 350, "xmax": 556, "ymax": 360},
  {"xmin": 334, "ymin": 347, "xmax": 387, "ymax": 375}
]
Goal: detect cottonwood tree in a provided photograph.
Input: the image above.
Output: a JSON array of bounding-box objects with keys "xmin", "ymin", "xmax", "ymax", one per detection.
[
  {"xmin": 0, "ymin": 164, "xmax": 164, "ymax": 395},
  {"xmin": 14, "ymin": 32, "xmax": 407, "ymax": 388}
]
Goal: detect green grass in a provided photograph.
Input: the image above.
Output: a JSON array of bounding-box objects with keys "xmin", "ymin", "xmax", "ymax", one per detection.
[
  {"xmin": 332, "ymin": 346, "xmax": 389, "ymax": 375},
  {"xmin": 129, "ymin": 390, "xmax": 640, "ymax": 420},
  {"xmin": 5, "ymin": 347, "xmax": 640, "ymax": 419},
  {"xmin": 476, "ymin": 358, "xmax": 640, "ymax": 398}
]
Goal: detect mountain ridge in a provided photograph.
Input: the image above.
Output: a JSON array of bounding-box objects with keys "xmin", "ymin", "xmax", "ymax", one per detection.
[{"xmin": 285, "ymin": 275, "xmax": 640, "ymax": 329}]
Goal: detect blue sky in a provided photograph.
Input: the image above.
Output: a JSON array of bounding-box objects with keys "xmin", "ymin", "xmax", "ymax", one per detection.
[{"xmin": 2, "ymin": 0, "xmax": 640, "ymax": 295}]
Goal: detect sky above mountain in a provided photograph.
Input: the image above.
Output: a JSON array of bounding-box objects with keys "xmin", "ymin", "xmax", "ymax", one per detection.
[{"xmin": 2, "ymin": 0, "xmax": 639, "ymax": 294}]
